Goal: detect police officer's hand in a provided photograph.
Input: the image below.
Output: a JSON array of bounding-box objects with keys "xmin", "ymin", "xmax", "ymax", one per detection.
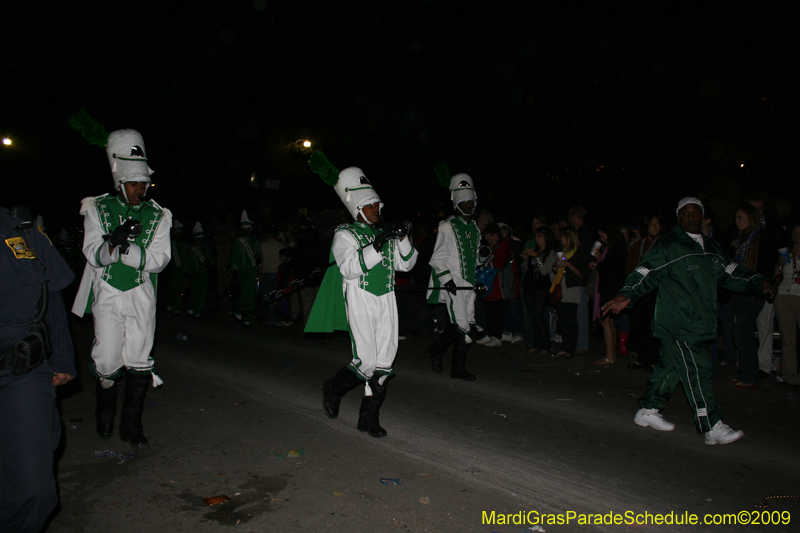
[
  {"xmin": 444, "ymin": 280, "xmax": 457, "ymax": 295},
  {"xmin": 53, "ymin": 373, "xmax": 74, "ymax": 386}
]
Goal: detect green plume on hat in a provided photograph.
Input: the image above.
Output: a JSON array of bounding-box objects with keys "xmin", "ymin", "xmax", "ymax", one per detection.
[
  {"xmin": 308, "ymin": 152, "xmax": 340, "ymax": 186},
  {"xmin": 434, "ymin": 162, "xmax": 451, "ymax": 187},
  {"xmin": 68, "ymin": 108, "xmax": 109, "ymax": 148}
]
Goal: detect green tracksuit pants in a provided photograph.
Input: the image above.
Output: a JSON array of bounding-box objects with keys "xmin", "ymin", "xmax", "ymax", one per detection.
[{"xmin": 639, "ymin": 338, "xmax": 721, "ymax": 433}]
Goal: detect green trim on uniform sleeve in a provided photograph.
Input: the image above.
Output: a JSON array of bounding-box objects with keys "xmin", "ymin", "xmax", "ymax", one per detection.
[
  {"xmin": 400, "ymin": 245, "xmax": 415, "ymax": 261},
  {"xmin": 95, "ymin": 246, "xmax": 104, "ymax": 265},
  {"xmin": 435, "ymin": 269, "xmax": 451, "ymax": 278},
  {"xmin": 358, "ymin": 248, "xmax": 368, "ymax": 274},
  {"xmin": 139, "ymin": 247, "xmax": 146, "ymax": 270}
]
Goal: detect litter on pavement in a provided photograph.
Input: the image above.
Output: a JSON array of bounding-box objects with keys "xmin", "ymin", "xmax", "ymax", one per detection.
[{"xmin": 203, "ymin": 495, "xmax": 230, "ymax": 506}]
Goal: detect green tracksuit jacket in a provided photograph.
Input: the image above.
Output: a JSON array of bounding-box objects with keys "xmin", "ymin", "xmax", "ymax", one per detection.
[{"xmin": 619, "ymin": 225, "xmax": 766, "ymax": 341}]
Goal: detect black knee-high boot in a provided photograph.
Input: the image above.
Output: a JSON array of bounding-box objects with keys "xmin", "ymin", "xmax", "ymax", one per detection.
[
  {"xmin": 450, "ymin": 336, "xmax": 477, "ymax": 381},
  {"xmin": 427, "ymin": 324, "xmax": 459, "ymax": 373},
  {"xmin": 95, "ymin": 380, "xmax": 119, "ymax": 438},
  {"xmin": 322, "ymin": 366, "xmax": 364, "ymax": 419},
  {"xmin": 119, "ymin": 372, "xmax": 151, "ymax": 448},
  {"xmin": 357, "ymin": 376, "xmax": 390, "ymax": 438}
]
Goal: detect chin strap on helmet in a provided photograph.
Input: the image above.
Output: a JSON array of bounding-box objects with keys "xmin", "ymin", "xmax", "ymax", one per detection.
[{"xmin": 455, "ymin": 201, "xmax": 476, "ymax": 217}]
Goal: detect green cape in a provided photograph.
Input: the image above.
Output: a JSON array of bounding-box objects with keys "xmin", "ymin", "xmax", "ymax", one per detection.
[{"xmin": 303, "ymin": 251, "xmax": 350, "ymax": 333}]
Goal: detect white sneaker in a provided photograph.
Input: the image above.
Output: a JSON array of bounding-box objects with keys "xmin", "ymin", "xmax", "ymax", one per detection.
[
  {"xmin": 475, "ymin": 335, "xmax": 491, "ymax": 345},
  {"xmin": 235, "ymin": 313, "xmax": 242, "ymax": 321},
  {"xmin": 501, "ymin": 333, "xmax": 513, "ymax": 342},
  {"xmin": 704, "ymin": 420, "xmax": 744, "ymax": 445},
  {"xmin": 553, "ymin": 334, "xmax": 563, "ymax": 343},
  {"xmin": 511, "ymin": 335, "xmax": 523, "ymax": 344},
  {"xmin": 483, "ymin": 336, "xmax": 502, "ymax": 347},
  {"xmin": 634, "ymin": 408, "xmax": 675, "ymax": 431}
]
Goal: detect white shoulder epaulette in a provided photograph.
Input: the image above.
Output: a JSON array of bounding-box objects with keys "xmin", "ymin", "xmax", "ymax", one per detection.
[
  {"xmin": 79, "ymin": 194, "xmax": 105, "ymax": 215},
  {"xmin": 147, "ymin": 199, "xmax": 165, "ymax": 212},
  {"xmin": 160, "ymin": 207, "xmax": 173, "ymax": 227}
]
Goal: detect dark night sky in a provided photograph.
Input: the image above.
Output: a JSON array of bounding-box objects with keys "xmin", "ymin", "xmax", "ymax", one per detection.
[{"xmin": 2, "ymin": 2, "xmax": 797, "ymax": 232}]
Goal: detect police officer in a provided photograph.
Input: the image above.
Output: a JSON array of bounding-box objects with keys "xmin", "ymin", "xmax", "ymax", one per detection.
[{"xmin": 1, "ymin": 205, "xmax": 76, "ymax": 532}]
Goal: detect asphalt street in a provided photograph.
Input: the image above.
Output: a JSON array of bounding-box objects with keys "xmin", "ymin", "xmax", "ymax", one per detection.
[{"xmin": 46, "ymin": 309, "xmax": 799, "ymax": 532}]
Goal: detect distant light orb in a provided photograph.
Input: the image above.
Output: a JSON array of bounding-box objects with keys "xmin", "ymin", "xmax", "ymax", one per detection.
[
  {"xmin": 740, "ymin": 163, "xmax": 745, "ymax": 168},
  {"xmin": 2, "ymin": 138, "xmax": 11, "ymax": 146},
  {"xmin": 303, "ymin": 140, "xmax": 311, "ymax": 148}
]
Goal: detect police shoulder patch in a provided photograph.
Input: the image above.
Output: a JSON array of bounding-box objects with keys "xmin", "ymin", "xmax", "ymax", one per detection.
[{"xmin": 5, "ymin": 237, "xmax": 35, "ymax": 259}]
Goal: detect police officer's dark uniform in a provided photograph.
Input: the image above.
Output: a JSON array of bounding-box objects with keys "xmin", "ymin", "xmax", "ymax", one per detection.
[{"xmin": 0, "ymin": 207, "xmax": 76, "ymax": 532}]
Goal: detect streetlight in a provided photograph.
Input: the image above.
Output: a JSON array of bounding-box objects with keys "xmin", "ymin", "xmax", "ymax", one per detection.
[
  {"xmin": 2, "ymin": 138, "xmax": 11, "ymax": 146},
  {"xmin": 294, "ymin": 139, "xmax": 312, "ymax": 149}
]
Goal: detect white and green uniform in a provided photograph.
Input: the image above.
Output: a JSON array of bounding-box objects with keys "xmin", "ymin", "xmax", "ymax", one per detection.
[
  {"xmin": 72, "ymin": 193, "xmax": 172, "ymax": 385},
  {"xmin": 332, "ymin": 222, "xmax": 417, "ymax": 381},
  {"xmin": 427, "ymin": 215, "xmax": 481, "ymax": 338}
]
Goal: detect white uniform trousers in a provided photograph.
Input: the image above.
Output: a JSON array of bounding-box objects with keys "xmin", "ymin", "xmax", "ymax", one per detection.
[
  {"xmin": 345, "ymin": 284, "xmax": 398, "ymax": 382},
  {"xmin": 90, "ymin": 279, "xmax": 157, "ymax": 383},
  {"xmin": 444, "ymin": 288, "xmax": 476, "ymax": 338}
]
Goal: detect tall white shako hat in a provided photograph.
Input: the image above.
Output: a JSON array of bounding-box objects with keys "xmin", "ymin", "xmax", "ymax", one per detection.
[
  {"xmin": 193, "ymin": 222, "xmax": 205, "ymax": 238},
  {"xmin": 309, "ymin": 153, "xmax": 383, "ymax": 221},
  {"xmin": 240, "ymin": 210, "xmax": 254, "ymax": 228},
  {"xmin": 68, "ymin": 110, "xmax": 152, "ymax": 202},
  {"xmin": 449, "ymin": 174, "xmax": 476, "ymax": 207},
  {"xmin": 334, "ymin": 167, "xmax": 383, "ymax": 220},
  {"xmin": 435, "ymin": 162, "xmax": 477, "ymax": 215},
  {"xmin": 106, "ymin": 129, "xmax": 154, "ymax": 200}
]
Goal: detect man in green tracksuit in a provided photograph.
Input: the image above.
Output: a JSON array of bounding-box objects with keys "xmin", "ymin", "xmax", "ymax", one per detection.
[{"xmin": 603, "ymin": 197, "xmax": 775, "ymax": 445}]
